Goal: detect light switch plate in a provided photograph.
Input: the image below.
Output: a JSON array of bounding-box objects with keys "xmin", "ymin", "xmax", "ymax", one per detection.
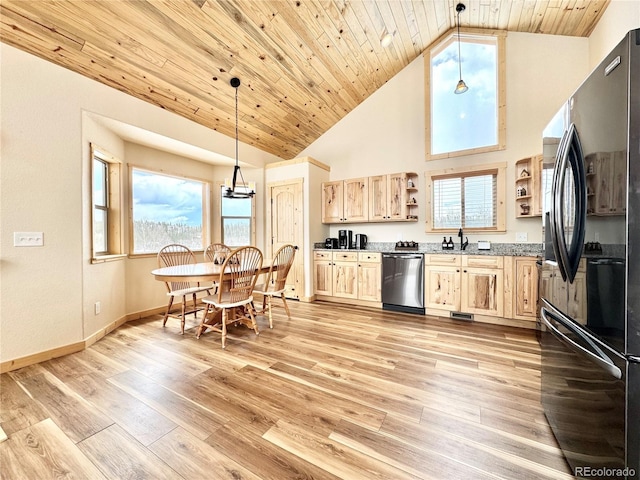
[
  {"xmin": 14, "ymin": 232, "xmax": 44, "ymax": 247},
  {"xmin": 516, "ymin": 232, "xmax": 528, "ymax": 242}
]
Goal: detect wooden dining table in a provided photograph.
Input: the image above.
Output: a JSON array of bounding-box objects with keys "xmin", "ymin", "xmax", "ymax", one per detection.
[{"xmin": 151, "ymin": 261, "xmax": 273, "ymax": 334}]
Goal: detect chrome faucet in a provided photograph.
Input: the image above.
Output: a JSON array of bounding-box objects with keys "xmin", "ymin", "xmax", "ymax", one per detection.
[{"xmin": 458, "ymin": 228, "xmax": 469, "ymax": 250}]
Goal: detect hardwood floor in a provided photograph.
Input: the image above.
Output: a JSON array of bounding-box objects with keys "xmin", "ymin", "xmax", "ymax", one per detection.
[{"xmin": 0, "ymin": 301, "xmax": 574, "ymax": 479}]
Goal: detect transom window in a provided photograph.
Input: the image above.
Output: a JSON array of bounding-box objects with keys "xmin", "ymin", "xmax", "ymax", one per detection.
[
  {"xmin": 130, "ymin": 167, "xmax": 210, "ymax": 254},
  {"xmin": 426, "ymin": 163, "xmax": 506, "ymax": 233},
  {"xmin": 426, "ymin": 30, "xmax": 506, "ymax": 160}
]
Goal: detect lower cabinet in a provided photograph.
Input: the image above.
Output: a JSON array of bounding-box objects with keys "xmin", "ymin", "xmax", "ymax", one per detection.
[
  {"xmin": 314, "ymin": 251, "xmax": 381, "ymax": 303},
  {"xmin": 425, "ymin": 255, "xmax": 504, "ymax": 318}
]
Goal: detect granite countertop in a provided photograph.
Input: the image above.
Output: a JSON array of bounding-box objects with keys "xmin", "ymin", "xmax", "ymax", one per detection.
[{"xmin": 314, "ymin": 242, "xmax": 543, "ymax": 257}]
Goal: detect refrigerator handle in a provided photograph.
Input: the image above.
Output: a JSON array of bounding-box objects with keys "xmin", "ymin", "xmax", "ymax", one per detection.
[
  {"xmin": 541, "ymin": 306, "xmax": 622, "ymax": 379},
  {"xmin": 565, "ymin": 126, "xmax": 587, "ymax": 282},
  {"xmin": 550, "ymin": 129, "xmax": 570, "ymax": 281}
]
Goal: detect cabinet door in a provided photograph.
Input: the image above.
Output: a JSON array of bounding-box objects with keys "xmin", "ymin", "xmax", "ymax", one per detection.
[
  {"xmin": 461, "ymin": 267, "xmax": 504, "ymax": 317},
  {"xmin": 321, "ymin": 181, "xmax": 344, "ymax": 223},
  {"xmin": 387, "ymin": 173, "xmax": 407, "ymax": 220},
  {"xmin": 343, "ymin": 178, "xmax": 368, "ymax": 223},
  {"xmin": 358, "ymin": 262, "xmax": 381, "ymax": 302},
  {"xmin": 368, "ymin": 175, "xmax": 388, "ymax": 221},
  {"xmin": 425, "ymin": 265, "xmax": 461, "ymax": 311},
  {"xmin": 594, "ymin": 153, "xmax": 613, "ymax": 215},
  {"xmin": 333, "ymin": 261, "xmax": 358, "ymax": 299},
  {"xmin": 314, "ymin": 260, "xmax": 333, "ymax": 296},
  {"xmin": 515, "ymin": 258, "xmax": 538, "ymax": 318}
]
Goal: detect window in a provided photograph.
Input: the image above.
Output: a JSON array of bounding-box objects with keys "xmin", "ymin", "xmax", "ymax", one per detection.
[
  {"xmin": 426, "ymin": 163, "xmax": 506, "ymax": 232},
  {"xmin": 130, "ymin": 167, "xmax": 210, "ymax": 254},
  {"xmin": 91, "ymin": 144, "xmax": 123, "ymax": 260},
  {"xmin": 221, "ymin": 185, "xmax": 255, "ymax": 247},
  {"xmin": 426, "ymin": 30, "xmax": 506, "ymax": 160}
]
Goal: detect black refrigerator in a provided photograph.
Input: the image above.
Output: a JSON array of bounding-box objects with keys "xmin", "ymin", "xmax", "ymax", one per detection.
[{"xmin": 540, "ymin": 29, "xmax": 639, "ymax": 479}]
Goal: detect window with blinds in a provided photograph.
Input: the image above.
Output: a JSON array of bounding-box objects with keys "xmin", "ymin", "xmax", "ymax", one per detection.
[{"xmin": 426, "ymin": 163, "xmax": 506, "ymax": 233}]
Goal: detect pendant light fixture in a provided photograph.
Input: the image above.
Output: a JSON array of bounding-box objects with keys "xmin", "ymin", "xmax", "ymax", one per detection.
[
  {"xmin": 454, "ymin": 3, "xmax": 469, "ymax": 95},
  {"xmin": 224, "ymin": 77, "xmax": 255, "ymax": 199}
]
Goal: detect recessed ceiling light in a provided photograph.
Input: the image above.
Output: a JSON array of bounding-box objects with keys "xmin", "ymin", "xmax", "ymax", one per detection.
[{"xmin": 380, "ymin": 29, "xmax": 394, "ymax": 48}]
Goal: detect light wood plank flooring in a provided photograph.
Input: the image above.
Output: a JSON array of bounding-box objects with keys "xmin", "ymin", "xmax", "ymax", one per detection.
[{"xmin": 0, "ymin": 301, "xmax": 573, "ymax": 479}]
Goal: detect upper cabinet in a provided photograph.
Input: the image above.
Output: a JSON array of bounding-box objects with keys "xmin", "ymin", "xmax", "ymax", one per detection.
[
  {"xmin": 323, "ymin": 172, "xmax": 417, "ymax": 225},
  {"xmin": 321, "ymin": 178, "xmax": 368, "ymax": 223},
  {"xmin": 586, "ymin": 151, "xmax": 626, "ymax": 216},
  {"xmin": 515, "ymin": 155, "xmax": 542, "ymax": 218}
]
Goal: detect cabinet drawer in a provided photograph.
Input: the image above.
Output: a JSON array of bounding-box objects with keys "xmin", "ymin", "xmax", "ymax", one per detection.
[
  {"xmin": 425, "ymin": 254, "xmax": 461, "ymax": 266},
  {"xmin": 358, "ymin": 252, "xmax": 381, "ymax": 263},
  {"xmin": 463, "ymin": 255, "xmax": 503, "ymax": 269},
  {"xmin": 333, "ymin": 252, "xmax": 358, "ymax": 262},
  {"xmin": 314, "ymin": 251, "xmax": 332, "ymax": 261}
]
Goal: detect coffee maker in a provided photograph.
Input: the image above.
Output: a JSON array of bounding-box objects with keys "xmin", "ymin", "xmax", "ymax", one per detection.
[{"xmin": 338, "ymin": 229, "xmax": 352, "ymax": 249}]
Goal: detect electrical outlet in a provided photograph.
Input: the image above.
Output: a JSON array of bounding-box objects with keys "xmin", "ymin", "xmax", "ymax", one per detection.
[
  {"xmin": 13, "ymin": 232, "xmax": 44, "ymax": 247},
  {"xmin": 94, "ymin": 302, "xmax": 101, "ymax": 315},
  {"xmin": 515, "ymin": 232, "xmax": 528, "ymax": 242}
]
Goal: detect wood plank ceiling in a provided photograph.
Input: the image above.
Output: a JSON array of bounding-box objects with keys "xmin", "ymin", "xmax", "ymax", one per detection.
[{"xmin": 1, "ymin": 0, "xmax": 609, "ymax": 160}]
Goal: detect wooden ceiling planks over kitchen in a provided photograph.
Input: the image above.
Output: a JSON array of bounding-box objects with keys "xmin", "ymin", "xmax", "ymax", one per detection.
[{"xmin": 0, "ymin": 0, "xmax": 609, "ymax": 159}]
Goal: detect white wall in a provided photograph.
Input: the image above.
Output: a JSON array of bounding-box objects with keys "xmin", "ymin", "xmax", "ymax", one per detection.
[
  {"xmin": 1, "ymin": 43, "xmax": 281, "ymax": 364},
  {"xmin": 588, "ymin": 0, "xmax": 640, "ymax": 69},
  {"xmin": 300, "ymin": 31, "xmax": 591, "ymax": 246}
]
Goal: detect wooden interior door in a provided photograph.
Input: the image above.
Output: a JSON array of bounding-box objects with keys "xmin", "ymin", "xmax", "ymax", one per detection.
[{"xmin": 268, "ymin": 180, "xmax": 304, "ymax": 299}]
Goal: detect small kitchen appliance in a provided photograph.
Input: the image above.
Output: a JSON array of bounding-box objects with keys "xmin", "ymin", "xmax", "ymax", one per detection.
[
  {"xmin": 324, "ymin": 237, "xmax": 338, "ymax": 249},
  {"xmin": 338, "ymin": 230, "xmax": 352, "ymax": 249},
  {"xmin": 354, "ymin": 234, "xmax": 368, "ymax": 250}
]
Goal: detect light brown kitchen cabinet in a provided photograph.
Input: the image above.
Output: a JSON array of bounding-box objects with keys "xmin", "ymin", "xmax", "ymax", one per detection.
[
  {"xmin": 369, "ymin": 172, "xmax": 418, "ymax": 222},
  {"xmin": 313, "ymin": 251, "xmax": 333, "ymax": 296},
  {"xmin": 425, "ymin": 254, "xmax": 503, "ymax": 318},
  {"xmin": 587, "ymin": 151, "xmax": 626, "ymax": 216},
  {"xmin": 321, "ymin": 178, "xmax": 368, "ymax": 223},
  {"xmin": 333, "ymin": 251, "xmax": 358, "ymax": 299},
  {"xmin": 424, "ymin": 254, "xmax": 461, "ymax": 312},
  {"xmin": 313, "ymin": 251, "xmax": 381, "ymax": 303},
  {"xmin": 514, "ymin": 257, "xmax": 538, "ymax": 319},
  {"xmin": 460, "ymin": 256, "xmax": 504, "ymax": 317},
  {"xmin": 357, "ymin": 252, "xmax": 382, "ymax": 302}
]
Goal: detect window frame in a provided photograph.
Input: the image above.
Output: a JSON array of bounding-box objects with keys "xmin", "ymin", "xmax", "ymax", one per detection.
[
  {"xmin": 129, "ymin": 165, "xmax": 211, "ymax": 256},
  {"xmin": 425, "ymin": 162, "xmax": 507, "ymax": 233},
  {"xmin": 425, "ymin": 28, "xmax": 506, "ymax": 161},
  {"xmin": 219, "ymin": 184, "xmax": 256, "ymax": 247},
  {"xmin": 90, "ymin": 143, "xmax": 125, "ymax": 262}
]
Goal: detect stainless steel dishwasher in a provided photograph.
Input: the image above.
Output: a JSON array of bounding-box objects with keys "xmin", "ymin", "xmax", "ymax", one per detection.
[{"xmin": 381, "ymin": 252, "xmax": 425, "ymax": 314}]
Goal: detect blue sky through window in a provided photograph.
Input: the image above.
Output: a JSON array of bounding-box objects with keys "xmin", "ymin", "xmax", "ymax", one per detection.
[{"xmin": 431, "ymin": 37, "xmax": 497, "ymax": 155}]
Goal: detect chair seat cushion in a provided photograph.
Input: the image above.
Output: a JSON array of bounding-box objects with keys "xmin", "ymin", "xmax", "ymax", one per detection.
[
  {"xmin": 253, "ymin": 283, "xmax": 285, "ymax": 295},
  {"xmin": 167, "ymin": 285, "xmax": 211, "ymax": 297},
  {"xmin": 202, "ymin": 293, "xmax": 254, "ymax": 309}
]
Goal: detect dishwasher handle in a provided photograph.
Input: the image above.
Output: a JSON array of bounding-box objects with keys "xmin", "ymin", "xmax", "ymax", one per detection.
[{"xmin": 383, "ymin": 254, "xmax": 423, "ymax": 259}]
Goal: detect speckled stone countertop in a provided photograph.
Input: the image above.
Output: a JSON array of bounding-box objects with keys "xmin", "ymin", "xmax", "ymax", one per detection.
[{"xmin": 314, "ymin": 242, "xmax": 544, "ymax": 257}]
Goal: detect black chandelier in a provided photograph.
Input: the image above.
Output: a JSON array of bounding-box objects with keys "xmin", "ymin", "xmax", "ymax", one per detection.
[{"xmin": 224, "ymin": 77, "xmax": 255, "ymax": 199}]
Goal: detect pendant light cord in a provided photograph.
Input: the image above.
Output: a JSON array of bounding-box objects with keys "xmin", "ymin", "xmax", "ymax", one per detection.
[{"xmin": 457, "ymin": 11, "xmax": 462, "ymax": 80}]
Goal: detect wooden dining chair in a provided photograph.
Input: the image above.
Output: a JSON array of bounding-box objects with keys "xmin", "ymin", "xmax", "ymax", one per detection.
[
  {"xmin": 204, "ymin": 243, "xmax": 231, "ymax": 293},
  {"xmin": 157, "ymin": 244, "xmax": 212, "ymax": 335},
  {"xmin": 253, "ymin": 244, "xmax": 296, "ymax": 328},
  {"xmin": 196, "ymin": 246, "xmax": 263, "ymax": 348},
  {"xmin": 204, "ymin": 243, "xmax": 231, "ymax": 264}
]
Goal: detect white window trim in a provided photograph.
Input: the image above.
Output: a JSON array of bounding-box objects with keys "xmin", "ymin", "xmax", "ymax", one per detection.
[
  {"xmin": 425, "ymin": 162, "xmax": 507, "ymax": 233},
  {"xmin": 424, "ymin": 28, "xmax": 507, "ymax": 161}
]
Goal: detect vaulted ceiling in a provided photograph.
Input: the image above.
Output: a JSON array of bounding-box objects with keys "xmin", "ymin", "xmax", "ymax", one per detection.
[{"xmin": 1, "ymin": 0, "xmax": 609, "ymax": 160}]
